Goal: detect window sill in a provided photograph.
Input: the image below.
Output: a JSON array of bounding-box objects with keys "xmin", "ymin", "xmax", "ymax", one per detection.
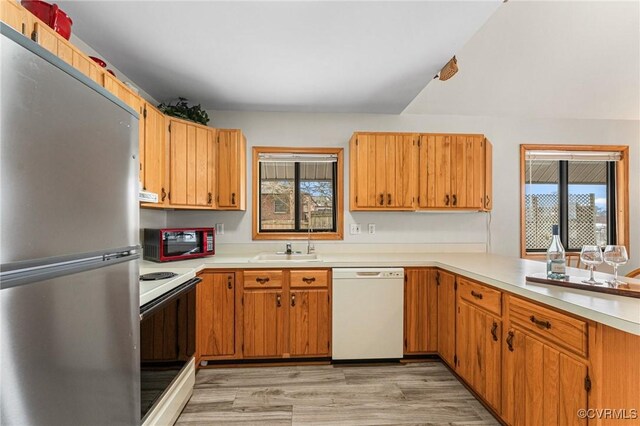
[{"xmin": 253, "ymin": 231, "xmax": 343, "ymax": 241}]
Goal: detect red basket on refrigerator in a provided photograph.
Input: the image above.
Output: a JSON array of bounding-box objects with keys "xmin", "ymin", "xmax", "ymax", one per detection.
[{"xmin": 21, "ymin": 0, "xmax": 73, "ymax": 40}]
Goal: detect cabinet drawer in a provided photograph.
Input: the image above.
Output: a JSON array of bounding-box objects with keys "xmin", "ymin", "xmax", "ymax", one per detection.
[
  {"xmin": 509, "ymin": 296, "xmax": 588, "ymax": 357},
  {"xmin": 290, "ymin": 270, "xmax": 329, "ymax": 288},
  {"xmin": 243, "ymin": 270, "xmax": 283, "ymax": 289},
  {"xmin": 458, "ymin": 277, "xmax": 501, "ymax": 316}
]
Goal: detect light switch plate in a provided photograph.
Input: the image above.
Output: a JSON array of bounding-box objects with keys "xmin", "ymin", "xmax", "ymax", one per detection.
[
  {"xmin": 215, "ymin": 223, "xmax": 224, "ymax": 235},
  {"xmin": 368, "ymin": 223, "xmax": 376, "ymax": 234}
]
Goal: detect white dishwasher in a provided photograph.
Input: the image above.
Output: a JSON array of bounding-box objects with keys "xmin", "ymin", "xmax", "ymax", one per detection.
[{"xmin": 332, "ymin": 268, "xmax": 404, "ymax": 360}]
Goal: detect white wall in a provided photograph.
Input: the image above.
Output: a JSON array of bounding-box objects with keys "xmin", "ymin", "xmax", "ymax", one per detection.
[{"xmin": 160, "ymin": 110, "xmax": 639, "ymax": 270}]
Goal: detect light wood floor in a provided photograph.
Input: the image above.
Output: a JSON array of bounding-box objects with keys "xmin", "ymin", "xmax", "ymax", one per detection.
[{"xmin": 175, "ymin": 361, "xmax": 500, "ymax": 425}]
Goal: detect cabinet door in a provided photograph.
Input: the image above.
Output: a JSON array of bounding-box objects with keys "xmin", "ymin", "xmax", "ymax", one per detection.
[
  {"xmin": 425, "ymin": 135, "xmax": 452, "ymax": 208},
  {"xmin": 243, "ymin": 290, "xmax": 285, "ymax": 358},
  {"xmin": 197, "ymin": 273, "xmax": 235, "ymax": 357},
  {"xmin": 72, "ymin": 49, "xmax": 101, "ymax": 83},
  {"xmin": 289, "ymin": 289, "xmax": 330, "ymax": 357},
  {"xmin": 170, "ymin": 120, "xmax": 214, "ymax": 208},
  {"xmin": 452, "ymin": 136, "xmax": 485, "ymax": 209},
  {"xmin": 437, "ymin": 270, "xmax": 456, "ymax": 367},
  {"xmin": 217, "ymin": 129, "xmax": 245, "ymax": 209},
  {"xmin": 503, "ymin": 328, "xmax": 587, "ymax": 426},
  {"xmin": 32, "ymin": 21, "xmax": 57, "ymax": 55},
  {"xmin": 352, "ymin": 133, "xmax": 379, "ymax": 208},
  {"xmin": 404, "ymin": 268, "xmax": 438, "ymax": 354},
  {"xmin": 1, "ymin": 0, "xmax": 27, "ymax": 35},
  {"xmin": 386, "ymin": 134, "xmax": 416, "ymax": 208},
  {"xmin": 141, "ymin": 103, "xmax": 167, "ymax": 205},
  {"xmin": 456, "ymin": 300, "xmax": 502, "ymax": 412},
  {"xmin": 56, "ymin": 39, "xmax": 72, "ymax": 64},
  {"xmin": 484, "ymin": 138, "xmax": 493, "ymax": 210}
]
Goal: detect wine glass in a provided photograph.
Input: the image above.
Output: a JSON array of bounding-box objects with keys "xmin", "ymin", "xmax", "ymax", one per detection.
[
  {"xmin": 603, "ymin": 245, "xmax": 628, "ymax": 286},
  {"xmin": 580, "ymin": 245, "xmax": 603, "ymax": 285}
]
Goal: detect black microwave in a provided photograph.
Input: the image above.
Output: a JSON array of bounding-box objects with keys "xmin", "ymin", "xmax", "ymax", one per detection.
[{"xmin": 143, "ymin": 228, "xmax": 215, "ymax": 262}]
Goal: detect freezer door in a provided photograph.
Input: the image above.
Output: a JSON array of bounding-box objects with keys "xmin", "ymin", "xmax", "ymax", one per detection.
[
  {"xmin": 0, "ymin": 27, "xmax": 139, "ymax": 265},
  {"xmin": 0, "ymin": 258, "xmax": 140, "ymax": 426}
]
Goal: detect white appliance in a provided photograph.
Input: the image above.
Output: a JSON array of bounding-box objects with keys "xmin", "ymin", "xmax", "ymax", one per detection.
[{"xmin": 332, "ymin": 268, "xmax": 404, "ymax": 360}]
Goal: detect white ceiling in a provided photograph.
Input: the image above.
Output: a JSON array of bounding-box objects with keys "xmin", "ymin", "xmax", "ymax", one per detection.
[
  {"xmin": 57, "ymin": 1, "xmax": 501, "ymax": 113},
  {"xmin": 404, "ymin": 0, "xmax": 640, "ymax": 121}
]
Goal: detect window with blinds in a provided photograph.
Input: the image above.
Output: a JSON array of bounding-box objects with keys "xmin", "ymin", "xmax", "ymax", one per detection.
[
  {"xmin": 255, "ymin": 149, "xmax": 343, "ymax": 237},
  {"xmin": 521, "ymin": 146, "xmax": 629, "ymax": 256}
]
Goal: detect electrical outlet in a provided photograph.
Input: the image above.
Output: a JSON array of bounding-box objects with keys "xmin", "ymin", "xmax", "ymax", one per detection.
[
  {"xmin": 350, "ymin": 224, "xmax": 361, "ymax": 235},
  {"xmin": 215, "ymin": 223, "xmax": 224, "ymax": 235},
  {"xmin": 368, "ymin": 223, "xmax": 376, "ymax": 234}
]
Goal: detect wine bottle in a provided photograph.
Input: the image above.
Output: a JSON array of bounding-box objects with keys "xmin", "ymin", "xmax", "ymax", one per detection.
[{"xmin": 546, "ymin": 225, "xmax": 566, "ymax": 279}]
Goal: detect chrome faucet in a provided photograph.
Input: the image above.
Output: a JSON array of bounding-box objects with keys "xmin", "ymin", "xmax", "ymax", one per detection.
[
  {"xmin": 285, "ymin": 243, "xmax": 293, "ymax": 255},
  {"xmin": 307, "ymin": 226, "xmax": 315, "ymax": 254}
]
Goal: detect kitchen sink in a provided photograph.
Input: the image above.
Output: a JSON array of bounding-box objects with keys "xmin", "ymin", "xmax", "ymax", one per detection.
[{"xmin": 249, "ymin": 252, "xmax": 322, "ymax": 263}]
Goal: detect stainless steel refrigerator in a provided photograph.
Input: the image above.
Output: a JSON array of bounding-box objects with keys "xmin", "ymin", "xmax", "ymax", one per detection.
[{"xmin": 0, "ymin": 23, "xmax": 140, "ymax": 425}]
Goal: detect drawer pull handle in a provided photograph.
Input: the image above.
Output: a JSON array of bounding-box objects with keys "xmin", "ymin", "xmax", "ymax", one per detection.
[
  {"xmin": 506, "ymin": 330, "xmax": 515, "ymax": 352},
  {"xmin": 208, "ymin": 192, "xmax": 213, "ymax": 204},
  {"xmin": 445, "ymin": 194, "xmax": 450, "ymax": 206},
  {"xmin": 452, "ymin": 194, "xmax": 457, "ymax": 206},
  {"xmin": 161, "ymin": 188, "xmax": 167, "ymax": 201},
  {"xmin": 530, "ymin": 315, "xmax": 551, "ymax": 329},
  {"xmin": 387, "ymin": 193, "xmax": 392, "ymax": 205},
  {"xmin": 471, "ymin": 290, "xmax": 483, "ymax": 300},
  {"xmin": 379, "ymin": 194, "xmax": 384, "ymax": 206},
  {"xmin": 231, "ymin": 192, "xmax": 236, "ymax": 205},
  {"xmin": 256, "ymin": 277, "xmax": 270, "ymax": 284},
  {"xmin": 291, "ymin": 294, "xmax": 296, "ymax": 307},
  {"xmin": 276, "ymin": 294, "xmax": 281, "ymax": 307},
  {"xmin": 302, "ymin": 277, "xmax": 316, "ymax": 284},
  {"xmin": 491, "ymin": 321, "xmax": 498, "ymax": 341}
]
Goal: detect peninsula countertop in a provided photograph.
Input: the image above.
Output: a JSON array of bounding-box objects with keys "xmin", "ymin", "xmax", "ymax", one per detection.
[{"xmin": 139, "ymin": 252, "xmax": 640, "ymax": 336}]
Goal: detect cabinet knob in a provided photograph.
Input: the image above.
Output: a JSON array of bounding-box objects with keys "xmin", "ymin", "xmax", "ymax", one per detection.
[
  {"xmin": 530, "ymin": 315, "xmax": 551, "ymax": 329},
  {"xmin": 506, "ymin": 330, "xmax": 515, "ymax": 352},
  {"xmin": 227, "ymin": 277, "xmax": 233, "ymax": 289},
  {"xmin": 276, "ymin": 294, "xmax": 281, "ymax": 307},
  {"xmin": 470, "ymin": 290, "xmax": 483, "ymax": 300},
  {"xmin": 291, "ymin": 293, "xmax": 296, "ymax": 307},
  {"xmin": 491, "ymin": 321, "xmax": 498, "ymax": 342}
]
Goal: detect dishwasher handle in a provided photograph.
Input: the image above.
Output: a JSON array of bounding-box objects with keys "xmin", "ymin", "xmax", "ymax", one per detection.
[{"xmin": 355, "ymin": 272, "xmax": 383, "ymax": 277}]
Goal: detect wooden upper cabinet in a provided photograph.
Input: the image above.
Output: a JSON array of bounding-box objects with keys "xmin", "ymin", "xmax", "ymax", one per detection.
[
  {"xmin": 102, "ymin": 72, "xmax": 141, "ymax": 111},
  {"xmin": 437, "ymin": 270, "xmax": 456, "ymax": 367},
  {"xmin": 1, "ymin": 0, "xmax": 28, "ymax": 35},
  {"xmin": 72, "ymin": 49, "xmax": 102, "ymax": 84},
  {"xmin": 349, "ymin": 132, "xmax": 417, "ymax": 210},
  {"xmin": 140, "ymin": 103, "xmax": 168, "ymax": 207},
  {"xmin": 56, "ymin": 38, "xmax": 72, "ymax": 65},
  {"xmin": 32, "ymin": 20, "xmax": 57, "ymax": 55},
  {"xmin": 419, "ymin": 134, "xmax": 492, "ymax": 210},
  {"xmin": 197, "ymin": 272, "xmax": 236, "ymax": 358},
  {"xmin": 404, "ymin": 268, "xmax": 438, "ymax": 354},
  {"xmin": 217, "ymin": 129, "xmax": 246, "ymax": 210},
  {"xmin": 168, "ymin": 118, "xmax": 215, "ymax": 209}
]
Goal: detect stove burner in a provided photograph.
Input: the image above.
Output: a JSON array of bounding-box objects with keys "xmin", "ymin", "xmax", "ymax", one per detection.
[{"xmin": 140, "ymin": 272, "xmax": 178, "ymax": 281}]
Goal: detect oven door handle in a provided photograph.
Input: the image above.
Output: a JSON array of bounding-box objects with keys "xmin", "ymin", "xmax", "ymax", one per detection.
[{"xmin": 139, "ymin": 277, "xmax": 201, "ymax": 321}]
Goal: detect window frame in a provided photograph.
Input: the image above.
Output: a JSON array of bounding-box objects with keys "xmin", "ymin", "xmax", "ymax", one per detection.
[
  {"xmin": 519, "ymin": 144, "xmax": 629, "ymax": 258},
  {"xmin": 252, "ymin": 146, "xmax": 344, "ymax": 240}
]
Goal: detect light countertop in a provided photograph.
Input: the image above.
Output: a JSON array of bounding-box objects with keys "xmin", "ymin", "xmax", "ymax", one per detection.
[{"xmin": 139, "ymin": 252, "xmax": 640, "ymax": 336}]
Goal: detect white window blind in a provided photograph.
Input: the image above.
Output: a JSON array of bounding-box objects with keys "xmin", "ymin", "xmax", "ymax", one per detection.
[
  {"xmin": 525, "ymin": 150, "xmax": 622, "ymax": 162},
  {"xmin": 258, "ymin": 153, "xmax": 338, "ymax": 163}
]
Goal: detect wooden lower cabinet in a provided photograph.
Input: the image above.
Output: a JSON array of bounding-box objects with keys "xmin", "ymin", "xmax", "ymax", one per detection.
[
  {"xmin": 503, "ymin": 327, "xmax": 588, "ymax": 426},
  {"xmin": 437, "ymin": 270, "xmax": 456, "ymax": 367},
  {"xmin": 456, "ymin": 299, "xmax": 501, "ymax": 413},
  {"xmin": 404, "ymin": 268, "xmax": 438, "ymax": 354},
  {"xmin": 197, "ymin": 272, "xmax": 236, "ymax": 358},
  {"xmin": 289, "ymin": 288, "xmax": 330, "ymax": 356},
  {"xmin": 243, "ymin": 289, "xmax": 285, "ymax": 358}
]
